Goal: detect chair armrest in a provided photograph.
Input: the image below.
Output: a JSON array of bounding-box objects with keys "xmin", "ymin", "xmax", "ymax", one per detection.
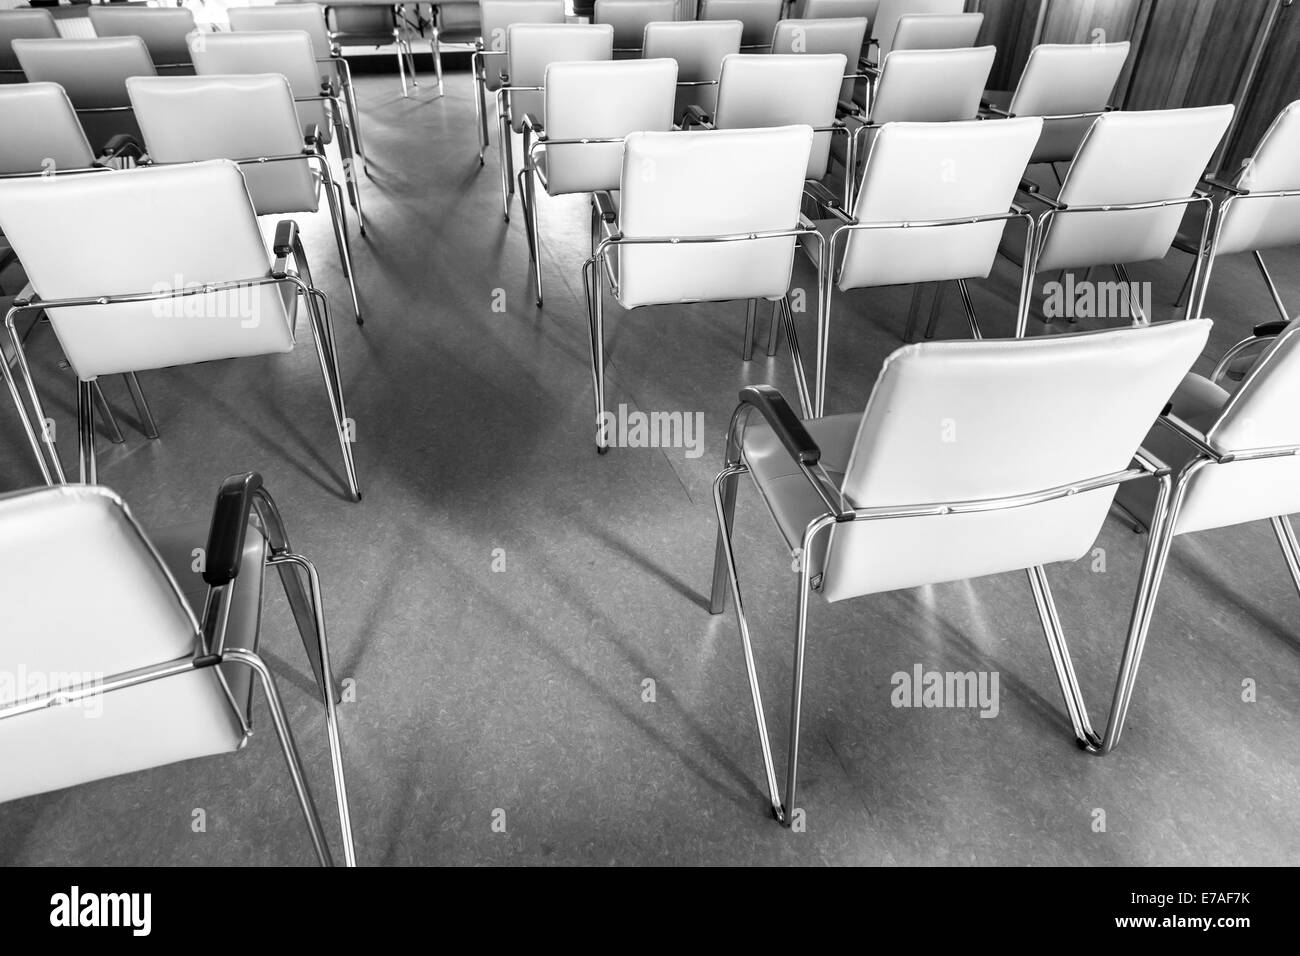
[
  {"xmin": 593, "ymin": 190, "xmax": 618, "ymax": 224},
  {"xmin": 303, "ymin": 123, "xmax": 322, "ymax": 147},
  {"xmin": 100, "ymin": 133, "xmax": 143, "ymax": 162},
  {"xmin": 319, "ymin": 74, "xmax": 339, "ymax": 97},
  {"xmin": 1255, "ymin": 320, "xmax": 1288, "ymax": 338},
  {"xmin": 202, "ymin": 472, "xmax": 264, "ymax": 587},
  {"xmin": 273, "ymin": 220, "xmax": 299, "ymax": 272},
  {"xmin": 520, "ymin": 112, "xmax": 542, "ymax": 135},
  {"xmin": 1201, "ymin": 174, "xmax": 1244, "ymax": 195},
  {"xmin": 681, "ymin": 104, "xmax": 712, "ymax": 128},
  {"xmin": 738, "ymin": 385, "xmax": 820, "ymax": 466}
]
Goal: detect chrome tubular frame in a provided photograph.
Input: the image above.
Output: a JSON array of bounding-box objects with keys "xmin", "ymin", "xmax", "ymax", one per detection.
[
  {"xmin": 495, "ymin": 81, "xmax": 542, "ymax": 221},
  {"xmin": 0, "ymin": 488, "xmax": 355, "ymax": 866},
  {"xmin": 471, "ymin": 45, "xmax": 505, "ymax": 165},
  {"xmin": 3, "ymin": 269, "xmax": 361, "ymax": 501},
  {"xmin": 709, "ymin": 400, "xmax": 1181, "ymax": 823},
  {"xmin": 320, "ymin": 53, "xmax": 369, "ymax": 176},
  {"xmin": 295, "ymin": 90, "xmax": 367, "ymax": 234},
  {"xmin": 814, "ymin": 208, "xmax": 1035, "ymax": 416},
  {"xmin": 1192, "ymin": 186, "xmax": 1300, "ymax": 321},
  {"xmin": 581, "ymin": 221, "xmax": 823, "ymax": 452}
]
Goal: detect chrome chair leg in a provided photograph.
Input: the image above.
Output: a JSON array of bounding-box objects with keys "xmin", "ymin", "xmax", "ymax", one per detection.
[
  {"xmin": 956, "ymin": 278, "xmax": 983, "ymax": 339},
  {"xmin": 430, "ymin": 29, "xmax": 443, "ymax": 97},
  {"xmin": 336, "ymin": 60, "xmax": 368, "ymax": 178},
  {"xmin": 583, "ymin": 255, "xmax": 608, "ymax": 453},
  {"xmin": 765, "ymin": 300, "xmax": 780, "ymax": 357},
  {"xmin": 77, "ymin": 378, "xmax": 96, "ymax": 485},
  {"xmin": 304, "ymin": 292, "xmax": 360, "ymax": 501},
  {"xmin": 780, "ymin": 296, "xmax": 813, "ymax": 418},
  {"xmin": 925, "ymin": 282, "xmax": 948, "ymax": 339},
  {"xmin": 8, "ymin": 323, "xmax": 66, "ymax": 483},
  {"xmin": 1, "ymin": 337, "xmax": 54, "ymax": 485},
  {"xmin": 321, "ymin": 169, "xmax": 364, "ymax": 324},
  {"xmin": 92, "ymin": 380, "xmax": 125, "ymax": 444},
  {"xmin": 1253, "ymin": 251, "xmax": 1291, "ymax": 322},
  {"xmin": 1271, "ymin": 515, "xmax": 1300, "ymax": 599},
  {"xmin": 123, "ymin": 372, "xmax": 158, "ymax": 439},
  {"xmin": 903, "ymin": 283, "xmax": 926, "ymax": 343},
  {"xmin": 498, "ymin": 97, "xmax": 513, "ymax": 221},
  {"xmin": 393, "ymin": 29, "xmax": 409, "ymax": 97},
  {"xmin": 742, "ymin": 299, "xmax": 757, "ymax": 361},
  {"xmin": 1027, "ymin": 564, "xmax": 1100, "ymax": 750},
  {"xmin": 1114, "ymin": 263, "xmax": 1147, "ymax": 325},
  {"xmin": 518, "ymin": 165, "xmax": 542, "ymax": 306},
  {"xmin": 473, "ymin": 54, "xmax": 489, "ymax": 165}
]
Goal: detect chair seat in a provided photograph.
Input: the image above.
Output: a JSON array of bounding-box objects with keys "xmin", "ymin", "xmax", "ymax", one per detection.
[{"xmin": 742, "ymin": 412, "xmax": 859, "ymax": 577}]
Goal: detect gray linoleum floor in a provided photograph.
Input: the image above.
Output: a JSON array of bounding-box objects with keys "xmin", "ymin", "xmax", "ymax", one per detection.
[{"xmin": 1, "ymin": 71, "xmax": 1298, "ymax": 867}]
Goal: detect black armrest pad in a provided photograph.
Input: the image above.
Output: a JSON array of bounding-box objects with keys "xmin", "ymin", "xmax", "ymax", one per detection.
[
  {"xmin": 1254, "ymin": 320, "xmax": 1288, "ymax": 338},
  {"xmin": 273, "ymin": 220, "xmax": 299, "ymax": 258},
  {"xmin": 682, "ymin": 104, "xmax": 711, "ymax": 127},
  {"xmin": 303, "ymin": 122, "xmax": 322, "ymax": 145},
  {"xmin": 203, "ymin": 472, "xmax": 263, "ymax": 586},
  {"xmin": 100, "ymin": 133, "xmax": 142, "ymax": 160},
  {"xmin": 739, "ymin": 385, "xmax": 820, "ymax": 465}
]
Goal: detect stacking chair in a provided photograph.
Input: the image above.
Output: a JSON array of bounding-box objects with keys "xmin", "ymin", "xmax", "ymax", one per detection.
[
  {"xmin": 1014, "ymin": 105, "xmax": 1235, "ymax": 328},
  {"xmin": 227, "ymin": 3, "xmax": 368, "ymax": 176},
  {"xmin": 585, "ymin": 125, "xmax": 819, "ymax": 444},
  {"xmin": 794, "ymin": 0, "xmax": 878, "ymax": 20},
  {"xmin": 88, "ymin": 5, "xmax": 198, "ymax": 75},
  {"xmin": 698, "ymin": 0, "xmax": 783, "ymax": 52},
  {"xmin": 868, "ymin": 0, "xmax": 965, "ymax": 63},
  {"xmin": 1111, "ymin": 317, "xmax": 1300, "ymax": 749},
  {"xmin": 709, "ymin": 319, "xmax": 1210, "ymax": 823},
  {"xmin": 982, "ymin": 42, "xmax": 1131, "ymax": 178},
  {"xmin": 472, "ymin": 0, "xmax": 565, "ymax": 166},
  {"xmin": 0, "ymin": 160, "xmax": 361, "ymax": 501},
  {"xmin": 841, "ymin": 45, "xmax": 996, "ymax": 205},
  {"xmin": 497, "ymin": 22, "xmax": 614, "ymax": 220},
  {"xmin": 127, "ymin": 74, "xmax": 365, "ymax": 325},
  {"xmin": 807, "ymin": 117, "xmax": 1042, "ymax": 415},
  {"xmin": 10, "ymin": 36, "xmax": 156, "ymax": 154},
  {"xmin": 1175, "ymin": 100, "xmax": 1300, "ymax": 322},
  {"xmin": 596, "ymin": 0, "xmax": 677, "ymax": 56},
  {"xmin": 0, "ymin": 8, "xmax": 58, "ymax": 84},
  {"xmin": 430, "ymin": 1, "xmax": 482, "ymax": 95},
  {"xmin": 190, "ymin": 31, "xmax": 366, "ymax": 233},
  {"xmin": 326, "ymin": 2, "xmax": 426, "ymax": 97},
  {"xmin": 770, "ymin": 17, "xmax": 869, "ymax": 115},
  {"xmin": 0, "ymin": 477, "xmax": 355, "ymax": 866},
  {"xmin": 518, "ymin": 58, "xmax": 678, "ymax": 306},
  {"xmin": 642, "ymin": 18, "xmax": 742, "ymax": 119}
]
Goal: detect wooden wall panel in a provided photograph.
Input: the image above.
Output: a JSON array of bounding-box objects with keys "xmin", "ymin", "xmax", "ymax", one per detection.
[
  {"xmin": 1221, "ymin": 0, "xmax": 1300, "ymax": 169},
  {"xmin": 968, "ymin": 0, "xmax": 1044, "ymax": 91}
]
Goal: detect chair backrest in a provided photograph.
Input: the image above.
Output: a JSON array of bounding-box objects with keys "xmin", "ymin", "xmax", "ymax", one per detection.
[
  {"xmin": 1214, "ymin": 100, "xmax": 1300, "ymax": 256},
  {"xmin": 890, "ymin": 11, "xmax": 982, "ymax": 52},
  {"xmin": 190, "ymin": 31, "xmax": 330, "ymax": 144},
  {"xmin": 795, "ymin": 0, "xmax": 878, "ymax": 29},
  {"xmin": 818, "ymin": 319, "xmax": 1211, "ymax": 601},
  {"xmin": 128, "ymin": 73, "xmax": 317, "ymax": 217},
  {"xmin": 838, "ymin": 116, "xmax": 1042, "ymax": 289},
  {"xmin": 1006, "ymin": 41, "xmax": 1130, "ymax": 164},
  {"xmin": 1037, "ymin": 104, "xmax": 1235, "ymax": 273},
  {"xmin": 870, "ymin": 45, "xmax": 994, "ymax": 125},
  {"xmin": 479, "ymin": 0, "xmax": 566, "ymax": 91},
  {"xmin": 542, "ymin": 58, "xmax": 677, "ymax": 195},
  {"xmin": 642, "ymin": 18, "xmax": 741, "ymax": 115},
  {"xmin": 436, "ymin": 1, "xmax": 484, "ymax": 40},
  {"xmin": 11, "ymin": 36, "xmax": 155, "ymax": 149},
  {"xmin": 872, "ymin": 0, "xmax": 964, "ymax": 60},
  {"xmin": 595, "ymin": 0, "xmax": 677, "ymax": 51},
  {"xmin": 713, "ymin": 53, "xmax": 846, "ymax": 180},
  {"xmin": 697, "ymin": 0, "xmax": 782, "ymax": 51},
  {"xmin": 0, "ymin": 8, "xmax": 58, "ymax": 75},
  {"xmin": 229, "ymin": 3, "xmax": 334, "ymax": 61},
  {"xmin": 0, "ymin": 81, "xmax": 96, "ymax": 174},
  {"xmin": 771, "ymin": 17, "xmax": 868, "ymax": 101},
  {"xmin": 0, "ymin": 484, "xmax": 247, "ymax": 805},
  {"xmin": 505, "ymin": 23, "xmax": 613, "ymax": 133},
  {"xmin": 325, "ymin": 2, "xmax": 396, "ymax": 37},
  {"xmin": 0, "ymin": 160, "xmax": 296, "ymax": 379},
  {"xmin": 1211, "ymin": 315, "xmax": 1300, "ymax": 454},
  {"xmin": 615, "ymin": 125, "xmax": 813, "ymax": 308},
  {"xmin": 88, "ymin": 5, "xmax": 197, "ymax": 72}
]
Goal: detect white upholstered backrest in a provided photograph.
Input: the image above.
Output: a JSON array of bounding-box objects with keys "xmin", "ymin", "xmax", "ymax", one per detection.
[
  {"xmin": 1210, "ymin": 315, "xmax": 1300, "ymax": 453},
  {"xmin": 506, "ymin": 23, "xmax": 613, "ymax": 132},
  {"xmin": 819, "ymin": 319, "xmax": 1211, "ymax": 600},
  {"xmin": 890, "ymin": 12, "xmax": 982, "ymax": 52},
  {"xmin": 642, "ymin": 18, "xmax": 741, "ymax": 115},
  {"xmin": 0, "ymin": 160, "xmax": 295, "ymax": 379},
  {"xmin": 0, "ymin": 82, "xmax": 96, "ymax": 173},
  {"xmin": 698, "ymin": 0, "xmax": 783, "ymax": 49},
  {"xmin": 229, "ymin": 3, "xmax": 334, "ymax": 60},
  {"xmin": 872, "ymin": 0, "xmax": 964, "ymax": 60},
  {"xmin": 0, "ymin": 485, "xmax": 245, "ymax": 804},
  {"xmin": 1214, "ymin": 101, "xmax": 1300, "ymax": 255},
  {"xmin": 190, "ymin": 31, "xmax": 329, "ymax": 141},
  {"xmin": 870, "ymin": 45, "xmax": 993, "ymax": 124},
  {"xmin": 1036, "ymin": 105, "xmax": 1235, "ymax": 272},
  {"xmin": 595, "ymin": 0, "xmax": 677, "ymax": 50},
  {"xmin": 0, "ymin": 8, "xmax": 58, "ymax": 73},
  {"xmin": 615, "ymin": 125, "xmax": 813, "ymax": 307},
  {"xmin": 128, "ymin": 73, "xmax": 318, "ymax": 215},
  {"xmin": 713, "ymin": 53, "xmax": 845, "ymax": 180},
  {"xmin": 480, "ymin": 0, "xmax": 566, "ymax": 91},
  {"xmin": 838, "ymin": 116, "xmax": 1042, "ymax": 289},
  {"xmin": 543, "ymin": 58, "xmax": 677, "ymax": 194},
  {"xmin": 88, "ymin": 6, "xmax": 196, "ymax": 70},
  {"xmin": 796, "ymin": 0, "xmax": 878, "ymax": 27},
  {"xmin": 771, "ymin": 17, "xmax": 868, "ymax": 102},
  {"xmin": 1007, "ymin": 41, "xmax": 1130, "ymax": 164}
]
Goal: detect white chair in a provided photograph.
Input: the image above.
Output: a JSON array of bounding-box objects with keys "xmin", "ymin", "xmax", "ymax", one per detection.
[
  {"xmin": 430, "ymin": 1, "xmax": 482, "ymax": 95},
  {"xmin": 189, "ymin": 30, "xmax": 366, "ymax": 233},
  {"xmin": 1177, "ymin": 100, "xmax": 1300, "ymax": 321},
  {"xmin": 0, "ymin": 476, "xmax": 355, "ymax": 865},
  {"xmin": 497, "ymin": 22, "xmax": 614, "ymax": 220},
  {"xmin": 1015, "ymin": 105, "xmax": 1235, "ymax": 328},
  {"xmin": 88, "ymin": 5, "xmax": 198, "ymax": 75},
  {"xmin": 869, "ymin": 0, "xmax": 965, "ymax": 62},
  {"xmin": 0, "ymin": 160, "xmax": 361, "ymax": 501},
  {"xmin": 11, "ymin": 36, "xmax": 156, "ymax": 154},
  {"xmin": 698, "ymin": 0, "xmax": 783, "ymax": 52},
  {"xmin": 227, "ymin": 3, "xmax": 369, "ymax": 177},
  {"xmin": 472, "ymin": 0, "xmax": 565, "ymax": 166},
  {"xmin": 518, "ymin": 58, "xmax": 678, "ymax": 306},
  {"xmin": 983, "ymin": 42, "xmax": 1131, "ymax": 175},
  {"xmin": 642, "ymin": 18, "xmax": 742, "ymax": 119},
  {"xmin": 1112, "ymin": 316, "xmax": 1300, "ymax": 751},
  {"xmin": 127, "ymin": 73, "xmax": 365, "ymax": 325},
  {"xmin": 793, "ymin": 0, "xmax": 878, "ymax": 22},
  {"xmin": 585, "ymin": 125, "xmax": 819, "ymax": 443},
  {"xmin": 325, "ymin": 2, "xmax": 427, "ymax": 97},
  {"xmin": 596, "ymin": 0, "xmax": 677, "ymax": 55},
  {"xmin": 0, "ymin": 7, "xmax": 58, "ymax": 83},
  {"xmin": 709, "ymin": 319, "xmax": 1210, "ymax": 823},
  {"xmin": 808, "ymin": 116, "xmax": 1043, "ymax": 414}
]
